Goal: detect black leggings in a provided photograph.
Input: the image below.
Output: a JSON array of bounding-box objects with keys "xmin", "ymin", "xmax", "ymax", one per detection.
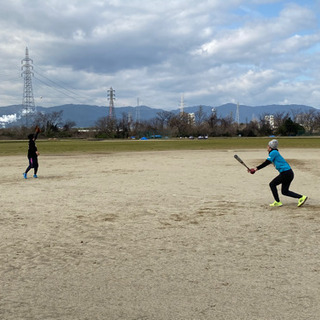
[
  {"xmin": 269, "ymin": 169, "xmax": 302, "ymax": 202},
  {"xmin": 25, "ymin": 157, "xmax": 39, "ymax": 175}
]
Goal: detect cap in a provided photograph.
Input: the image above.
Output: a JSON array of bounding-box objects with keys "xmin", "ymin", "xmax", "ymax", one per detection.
[{"xmin": 268, "ymin": 139, "xmax": 278, "ymax": 149}]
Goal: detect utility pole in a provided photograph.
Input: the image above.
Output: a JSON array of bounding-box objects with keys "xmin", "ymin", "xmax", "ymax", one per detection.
[{"xmin": 21, "ymin": 47, "xmax": 35, "ymax": 126}]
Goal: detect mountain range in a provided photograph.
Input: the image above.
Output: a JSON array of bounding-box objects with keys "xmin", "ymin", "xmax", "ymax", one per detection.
[{"xmin": 0, "ymin": 103, "xmax": 317, "ymax": 128}]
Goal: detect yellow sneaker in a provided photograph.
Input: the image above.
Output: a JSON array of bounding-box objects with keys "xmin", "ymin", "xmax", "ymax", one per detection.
[
  {"xmin": 297, "ymin": 195, "xmax": 308, "ymax": 207},
  {"xmin": 270, "ymin": 201, "xmax": 283, "ymax": 207}
]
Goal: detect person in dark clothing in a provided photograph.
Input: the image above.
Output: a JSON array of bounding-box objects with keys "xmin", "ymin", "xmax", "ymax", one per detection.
[
  {"xmin": 248, "ymin": 139, "xmax": 307, "ymax": 207},
  {"xmin": 23, "ymin": 127, "xmax": 40, "ymax": 179}
]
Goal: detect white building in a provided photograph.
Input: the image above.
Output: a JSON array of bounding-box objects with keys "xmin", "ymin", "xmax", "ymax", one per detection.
[{"xmin": 265, "ymin": 114, "xmax": 275, "ymax": 129}]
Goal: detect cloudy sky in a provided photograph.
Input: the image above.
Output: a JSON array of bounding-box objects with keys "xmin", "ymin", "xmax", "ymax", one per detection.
[{"xmin": 1, "ymin": 0, "xmax": 320, "ymax": 110}]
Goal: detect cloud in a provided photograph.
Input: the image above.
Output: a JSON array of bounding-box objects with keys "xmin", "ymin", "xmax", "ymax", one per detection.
[
  {"xmin": 0, "ymin": 114, "xmax": 19, "ymax": 127},
  {"xmin": 193, "ymin": 3, "xmax": 317, "ymax": 61},
  {"xmin": 0, "ymin": 0, "xmax": 320, "ymax": 109}
]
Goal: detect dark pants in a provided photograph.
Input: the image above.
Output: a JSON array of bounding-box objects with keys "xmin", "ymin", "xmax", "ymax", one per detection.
[
  {"xmin": 25, "ymin": 157, "xmax": 39, "ymax": 175},
  {"xmin": 269, "ymin": 169, "xmax": 302, "ymax": 202}
]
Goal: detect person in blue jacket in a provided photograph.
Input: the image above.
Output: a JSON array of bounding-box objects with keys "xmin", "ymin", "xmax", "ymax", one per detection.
[{"xmin": 249, "ymin": 139, "xmax": 307, "ymax": 207}]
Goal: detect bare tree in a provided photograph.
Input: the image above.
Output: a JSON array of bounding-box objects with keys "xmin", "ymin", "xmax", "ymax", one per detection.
[
  {"xmin": 116, "ymin": 113, "xmax": 131, "ymax": 139},
  {"xmin": 206, "ymin": 112, "xmax": 219, "ymax": 136},
  {"xmin": 169, "ymin": 113, "xmax": 193, "ymax": 137},
  {"xmin": 314, "ymin": 112, "xmax": 320, "ymax": 134},
  {"xmin": 216, "ymin": 114, "xmax": 236, "ymax": 136},
  {"xmin": 62, "ymin": 120, "xmax": 76, "ymax": 131},
  {"xmin": 258, "ymin": 113, "xmax": 273, "ymax": 136},
  {"xmin": 33, "ymin": 111, "xmax": 63, "ymax": 137},
  {"xmin": 156, "ymin": 111, "xmax": 173, "ymax": 134},
  {"xmin": 95, "ymin": 116, "xmax": 117, "ymax": 138},
  {"xmin": 296, "ymin": 109, "xmax": 318, "ymax": 135},
  {"xmin": 194, "ymin": 106, "xmax": 207, "ymax": 126},
  {"xmin": 272, "ymin": 112, "xmax": 289, "ymax": 134},
  {"xmin": 241, "ymin": 120, "xmax": 260, "ymax": 137}
]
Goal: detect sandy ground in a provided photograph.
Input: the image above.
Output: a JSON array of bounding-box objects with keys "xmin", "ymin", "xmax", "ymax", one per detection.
[{"xmin": 0, "ymin": 148, "xmax": 320, "ymax": 320}]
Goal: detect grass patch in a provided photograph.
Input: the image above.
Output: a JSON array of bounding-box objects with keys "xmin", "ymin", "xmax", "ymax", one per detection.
[{"xmin": 0, "ymin": 137, "xmax": 319, "ymax": 156}]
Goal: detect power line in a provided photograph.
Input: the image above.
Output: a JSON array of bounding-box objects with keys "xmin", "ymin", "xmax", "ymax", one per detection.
[
  {"xmin": 32, "ymin": 62, "xmax": 93, "ymax": 102},
  {"xmin": 33, "ymin": 75, "xmax": 82, "ymax": 102},
  {"xmin": 1, "ymin": 50, "xmax": 99, "ymax": 107}
]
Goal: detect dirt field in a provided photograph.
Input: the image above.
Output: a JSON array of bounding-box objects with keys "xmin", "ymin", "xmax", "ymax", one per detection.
[{"xmin": 1, "ymin": 149, "xmax": 319, "ymax": 320}]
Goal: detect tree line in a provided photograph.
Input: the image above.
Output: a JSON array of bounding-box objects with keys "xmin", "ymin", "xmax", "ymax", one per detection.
[{"xmin": 1, "ymin": 107, "xmax": 320, "ymax": 139}]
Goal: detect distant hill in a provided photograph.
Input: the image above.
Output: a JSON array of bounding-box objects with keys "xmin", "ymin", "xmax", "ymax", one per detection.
[{"xmin": 0, "ymin": 103, "xmax": 317, "ymax": 128}]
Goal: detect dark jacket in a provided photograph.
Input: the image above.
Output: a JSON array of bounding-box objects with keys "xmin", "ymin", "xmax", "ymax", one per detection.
[{"xmin": 27, "ymin": 132, "xmax": 39, "ymax": 158}]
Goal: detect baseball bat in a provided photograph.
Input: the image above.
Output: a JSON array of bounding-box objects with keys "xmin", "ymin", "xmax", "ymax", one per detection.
[{"xmin": 234, "ymin": 154, "xmax": 250, "ymax": 170}]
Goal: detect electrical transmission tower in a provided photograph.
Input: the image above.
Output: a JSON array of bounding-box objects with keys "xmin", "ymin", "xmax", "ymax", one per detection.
[
  {"xmin": 21, "ymin": 47, "xmax": 35, "ymax": 126},
  {"xmin": 236, "ymin": 102, "xmax": 240, "ymax": 125},
  {"xmin": 107, "ymin": 87, "xmax": 115, "ymax": 118},
  {"xmin": 179, "ymin": 93, "xmax": 185, "ymax": 115},
  {"xmin": 135, "ymin": 97, "xmax": 140, "ymax": 123}
]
